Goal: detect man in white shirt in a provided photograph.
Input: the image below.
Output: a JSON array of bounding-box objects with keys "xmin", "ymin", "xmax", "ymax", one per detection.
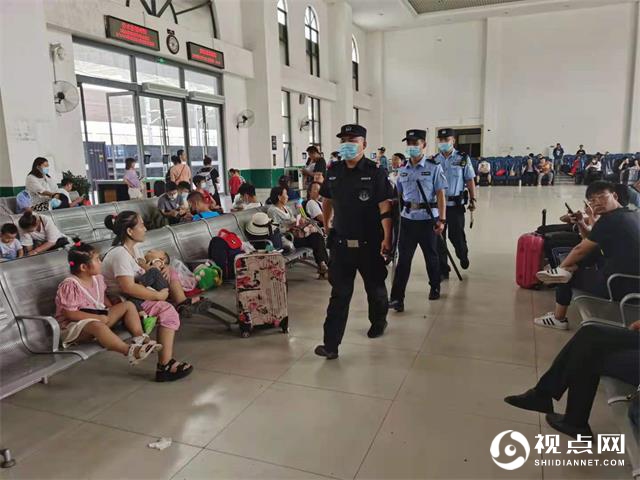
[{"xmin": 232, "ymin": 183, "xmax": 262, "ymax": 211}]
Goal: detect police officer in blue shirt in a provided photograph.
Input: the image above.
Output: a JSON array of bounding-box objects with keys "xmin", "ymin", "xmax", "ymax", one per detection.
[
  {"xmin": 435, "ymin": 128, "xmax": 477, "ymax": 277},
  {"xmin": 389, "ymin": 129, "xmax": 448, "ymax": 311}
]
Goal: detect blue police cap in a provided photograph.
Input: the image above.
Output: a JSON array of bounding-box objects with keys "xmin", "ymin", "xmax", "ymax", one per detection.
[
  {"xmin": 402, "ymin": 129, "xmax": 426, "ymax": 142},
  {"xmin": 437, "ymin": 128, "xmax": 456, "ymax": 139}
]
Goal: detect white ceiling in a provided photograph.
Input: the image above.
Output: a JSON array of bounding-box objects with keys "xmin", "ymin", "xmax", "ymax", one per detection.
[{"xmin": 346, "ymin": 0, "xmax": 637, "ymax": 31}]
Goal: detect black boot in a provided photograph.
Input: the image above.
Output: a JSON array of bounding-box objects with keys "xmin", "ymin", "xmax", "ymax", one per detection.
[
  {"xmin": 367, "ymin": 321, "xmax": 388, "ymax": 338},
  {"xmin": 428, "ymin": 287, "xmax": 440, "ymax": 300},
  {"xmin": 314, "ymin": 345, "xmax": 339, "ymax": 360},
  {"xmin": 504, "ymin": 388, "xmax": 554, "ymax": 414},
  {"xmin": 545, "ymin": 413, "xmax": 593, "ymax": 439}
]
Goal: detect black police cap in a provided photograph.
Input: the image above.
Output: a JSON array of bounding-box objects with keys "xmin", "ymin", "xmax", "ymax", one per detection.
[
  {"xmin": 336, "ymin": 124, "xmax": 367, "ymax": 138},
  {"xmin": 402, "ymin": 129, "xmax": 426, "ymax": 142},
  {"xmin": 437, "ymin": 128, "xmax": 456, "ymax": 139}
]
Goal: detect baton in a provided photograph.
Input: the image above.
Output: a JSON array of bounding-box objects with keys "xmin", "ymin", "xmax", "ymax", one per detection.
[{"xmin": 470, "ymin": 210, "xmax": 475, "ymax": 229}]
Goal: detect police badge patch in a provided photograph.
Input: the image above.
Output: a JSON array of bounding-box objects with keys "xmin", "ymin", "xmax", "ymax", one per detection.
[{"xmin": 358, "ymin": 189, "xmax": 370, "ymax": 201}]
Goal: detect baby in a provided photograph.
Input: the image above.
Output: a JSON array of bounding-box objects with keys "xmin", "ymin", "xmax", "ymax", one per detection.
[{"xmin": 144, "ymin": 249, "xmax": 170, "ymax": 269}]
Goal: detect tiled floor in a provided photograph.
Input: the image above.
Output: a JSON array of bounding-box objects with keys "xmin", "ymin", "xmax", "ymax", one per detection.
[{"xmin": 0, "ymin": 185, "xmax": 632, "ymax": 479}]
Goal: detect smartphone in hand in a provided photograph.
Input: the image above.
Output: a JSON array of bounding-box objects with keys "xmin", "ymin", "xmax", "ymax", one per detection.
[{"xmin": 564, "ymin": 202, "xmax": 574, "ymax": 214}]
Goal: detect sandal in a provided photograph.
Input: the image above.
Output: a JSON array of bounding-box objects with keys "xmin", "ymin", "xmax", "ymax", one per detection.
[
  {"xmin": 155, "ymin": 358, "xmax": 193, "ymax": 382},
  {"xmin": 131, "ymin": 334, "xmax": 155, "ymax": 345},
  {"xmin": 176, "ymin": 299, "xmax": 194, "ymax": 318},
  {"xmin": 128, "ymin": 342, "xmax": 162, "ymax": 366}
]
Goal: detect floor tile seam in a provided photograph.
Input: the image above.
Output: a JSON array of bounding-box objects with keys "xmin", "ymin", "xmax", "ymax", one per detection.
[
  {"xmin": 168, "ymin": 446, "xmax": 208, "ymax": 480},
  {"xmin": 414, "ymin": 350, "xmax": 536, "ymax": 368},
  {"xmin": 204, "ymin": 379, "xmax": 276, "ymax": 448},
  {"xmin": 272, "ymin": 379, "xmax": 397, "ymax": 402},
  {"xmin": 202, "ymin": 447, "xmax": 342, "ymax": 480},
  {"xmin": 288, "ymin": 333, "xmax": 421, "ymax": 354},
  {"xmin": 272, "ymin": 342, "xmax": 317, "ymax": 383},
  {"xmin": 352, "ymin": 346, "xmax": 422, "ymax": 479}
]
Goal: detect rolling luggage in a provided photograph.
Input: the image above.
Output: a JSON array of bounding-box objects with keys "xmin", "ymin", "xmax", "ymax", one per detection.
[
  {"xmin": 516, "ymin": 233, "xmax": 544, "ymax": 288},
  {"xmin": 516, "ymin": 209, "xmax": 545, "ymax": 289},
  {"xmin": 235, "ymin": 251, "xmax": 289, "ymax": 338}
]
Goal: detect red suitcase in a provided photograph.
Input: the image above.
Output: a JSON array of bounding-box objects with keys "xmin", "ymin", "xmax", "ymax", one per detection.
[{"xmin": 516, "ymin": 233, "xmax": 544, "ymax": 289}]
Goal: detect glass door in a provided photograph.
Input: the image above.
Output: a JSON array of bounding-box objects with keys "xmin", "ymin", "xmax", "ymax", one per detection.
[
  {"xmin": 139, "ymin": 97, "xmax": 186, "ymax": 179},
  {"xmin": 106, "ymin": 92, "xmax": 139, "ymax": 180},
  {"xmin": 187, "ymin": 102, "xmax": 206, "ymax": 170},
  {"xmin": 204, "ymin": 104, "xmax": 225, "ymax": 193}
]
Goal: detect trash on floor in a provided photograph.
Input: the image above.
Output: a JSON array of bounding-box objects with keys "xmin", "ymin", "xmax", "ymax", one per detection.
[{"xmin": 147, "ymin": 437, "xmax": 172, "ymax": 451}]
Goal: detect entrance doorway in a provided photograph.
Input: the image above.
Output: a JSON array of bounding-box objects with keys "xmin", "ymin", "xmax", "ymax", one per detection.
[{"xmin": 450, "ymin": 127, "xmax": 482, "ymax": 158}]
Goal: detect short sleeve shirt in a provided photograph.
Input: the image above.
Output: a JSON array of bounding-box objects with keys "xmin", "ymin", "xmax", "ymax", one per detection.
[
  {"xmin": 101, "ymin": 245, "xmax": 145, "ymax": 296},
  {"xmin": 123, "ymin": 170, "xmax": 141, "ymax": 188},
  {"xmin": 305, "ymin": 199, "xmax": 323, "ymax": 219},
  {"xmin": 436, "ymin": 149, "xmax": 476, "ymax": 205},
  {"xmin": 588, "ymin": 208, "xmax": 640, "ymax": 278},
  {"xmin": 396, "ymin": 155, "xmax": 447, "ymax": 221},
  {"xmin": 0, "ymin": 238, "xmax": 22, "ymax": 260},
  {"xmin": 157, "ymin": 193, "xmax": 179, "ymax": 212},
  {"xmin": 320, "ymin": 157, "xmax": 393, "ymax": 241},
  {"xmin": 55, "ymin": 275, "xmax": 107, "ymax": 328},
  {"xmin": 20, "ymin": 216, "xmax": 65, "ymax": 247}
]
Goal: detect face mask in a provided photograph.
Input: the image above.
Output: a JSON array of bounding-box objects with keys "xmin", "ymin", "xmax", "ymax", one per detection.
[
  {"xmin": 199, "ymin": 182, "xmax": 207, "ymax": 189},
  {"xmin": 406, "ymin": 146, "xmax": 422, "ymax": 158},
  {"xmin": 438, "ymin": 142, "xmax": 453, "ymax": 153},
  {"xmin": 50, "ymin": 198, "xmax": 61, "ymax": 209},
  {"xmin": 339, "ymin": 142, "xmax": 360, "ymax": 160},
  {"xmin": 42, "ymin": 167, "xmax": 49, "ymax": 175},
  {"xmin": 180, "ymin": 193, "xmax": 188, "ymax": 201},
  {"xmin": 168, "ymin": 193, "xmax": 178, "ymax": 200}
]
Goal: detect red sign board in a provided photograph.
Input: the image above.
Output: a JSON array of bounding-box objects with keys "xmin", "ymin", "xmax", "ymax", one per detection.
[
  {"xmin": 187, "ymin": 42, "xmax": 225, "ymax": 69},
  {"xmin": 105, "ymin": 16, "xmax": 160, "ymax": 51}
]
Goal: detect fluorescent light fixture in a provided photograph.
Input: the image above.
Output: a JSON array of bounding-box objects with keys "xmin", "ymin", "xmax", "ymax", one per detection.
[
  {"xmin": 141, "ymin": 82, "xmax": 188, "ymax": 98},
  {"xmin": 188, "ymin": 91, "xmax": 225, "ymax": 104}
]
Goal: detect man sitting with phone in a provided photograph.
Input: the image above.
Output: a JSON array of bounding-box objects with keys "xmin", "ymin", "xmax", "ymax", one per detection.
[{"xmin": 533, "ymin": 181, "xmax": 640, "ymax": 330}]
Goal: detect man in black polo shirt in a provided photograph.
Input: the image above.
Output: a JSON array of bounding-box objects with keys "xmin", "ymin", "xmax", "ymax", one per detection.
[
  {"xmin": 534, "ymin": 181, "xmax": 640, "ymax": 330},
  {"xmin": 315, "ymin": 124, "xmax": 394, "ymax": 360}
]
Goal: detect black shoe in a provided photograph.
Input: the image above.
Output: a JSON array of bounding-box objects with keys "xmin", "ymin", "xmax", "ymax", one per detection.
[
  {"xmin": 367, "ymin": 321, "xmax": 388, "ymax": 338},
  {"xmin": 428, "ymin": 288, "xmax": 440, "ymax": 300},
  {"xmin": 389, "ymin": 300, "xmax": 404, "ymax": 312},
  {"xmin": 460, "ymin": 257, "xmax": 470, "ymax": 270},
  {"xmin": 314, "ymin": 345, "xmax": 339, "ymax": 360},
  {"xmin": 504, "ymin": 388, "xmax": 554, "ymax": 414},
  {"xmin": 545, "ymin": 413, "xmax": 593, "ymax": 439}
]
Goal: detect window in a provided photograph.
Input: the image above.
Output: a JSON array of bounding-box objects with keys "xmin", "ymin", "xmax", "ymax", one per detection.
[
  {"xmin": 74, "ymin": 43, "xmax": 132, "ymax": 82},
  {"xmin": 305, "ymin": 7, "xmax": 320, "ymax": 77},
  {"xmin": 185, "ymin": 69, "xmax": 220, "ymax": 95},
  {"xmin": 136, "ymin": 58, "xmax": 180, "ymax": 87},
  {"xmin": 353, "ymin": 107, "xmax": 359, "ymax": 125},
  {"xmin": 307, "ymin": 96, "xmax": 321, "ymax": 148},
  {"xmin": 281, "ymin": 91, "xmax": 292, "ymax": 166},
  {"xmin": 277, "ymin": 0, "xmax": 290, "ymax": 66},
  {"xmin": 352, "ymin": 36, "xmax": 359, "ymax": 91}
]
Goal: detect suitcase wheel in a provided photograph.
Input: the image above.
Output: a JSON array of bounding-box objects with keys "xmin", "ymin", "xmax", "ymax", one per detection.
[
  {"xmin": 241, "ymin": 330, "xmax": 251, "ymax": 338},
  {"xmin": 281, "ymin": 318, "xmax": 289, "ymax": 334}
]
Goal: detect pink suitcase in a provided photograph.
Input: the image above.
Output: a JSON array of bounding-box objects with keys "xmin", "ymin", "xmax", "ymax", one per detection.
[
  {"xmin": 234, "ymin": 252, "xmax": 288, "ymax": 337},
  {"xmin": 516, "ymin": 233, "xmax": 544, "ymax": 289}
]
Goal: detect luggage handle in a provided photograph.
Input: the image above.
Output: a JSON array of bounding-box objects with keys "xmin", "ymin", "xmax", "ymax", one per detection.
[{"xmin": 542, "ymin": 209, "xmax": 547, "ymax": 228}]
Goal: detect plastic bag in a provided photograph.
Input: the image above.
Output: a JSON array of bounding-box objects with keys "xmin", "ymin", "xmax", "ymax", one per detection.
[{"xmin": 172, "ymin": 259, "xmax": 197, "ymax": 291}]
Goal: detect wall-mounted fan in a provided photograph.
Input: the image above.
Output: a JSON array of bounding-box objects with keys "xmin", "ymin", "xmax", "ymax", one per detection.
[
  {"xmin": 299, "ymin": 117, "xmax": 311, "ymax": 131},
  {"xmin": 53, "ymin": 81, "xmax": 79, "ymax": 114},
  {"xmin": 236, "ymin": 109, "xmax": 255, "ymax": 129}
]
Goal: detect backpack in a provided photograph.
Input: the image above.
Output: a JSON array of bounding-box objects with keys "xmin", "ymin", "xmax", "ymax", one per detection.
[{"xmin": 208, "ymin": 235, "xmax": 243, "ymax": 279}]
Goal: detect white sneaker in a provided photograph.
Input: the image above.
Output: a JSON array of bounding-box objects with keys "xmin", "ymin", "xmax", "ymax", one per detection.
[
  {"xmin": 534, "ymin": 312, "xmax": 569, "ymax": 330},
  {"xmin": 536, "ymin": 266, "xmax": 573, "ymax": 284}
]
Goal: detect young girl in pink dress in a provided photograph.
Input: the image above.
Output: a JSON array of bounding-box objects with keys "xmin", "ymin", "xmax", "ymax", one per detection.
[{"xmin": 55, "ymin": 241, "xmax": 161, "ymax": 365}]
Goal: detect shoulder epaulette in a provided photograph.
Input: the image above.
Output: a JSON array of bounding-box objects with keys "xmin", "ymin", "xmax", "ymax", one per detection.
[{"xmin": 426, "ymin": 156, "xmax": 439, "ymax": 165}]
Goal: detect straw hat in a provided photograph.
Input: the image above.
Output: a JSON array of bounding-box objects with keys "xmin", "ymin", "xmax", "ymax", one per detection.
[{"xmin": 246, "ymin": 212, "xmax": 274, "ymax": 237}]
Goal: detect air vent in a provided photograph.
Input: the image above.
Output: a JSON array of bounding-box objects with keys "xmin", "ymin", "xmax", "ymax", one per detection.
[{"xmin": 407, "ymin": 0, "xmax": 523, "ymax": 15}]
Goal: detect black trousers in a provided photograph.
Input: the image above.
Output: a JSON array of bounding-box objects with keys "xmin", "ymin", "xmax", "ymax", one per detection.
[
  {"xmin": 439, "ymin": 205, "xmax": 468, "ymax": 272},
  {"xmin": 522, "ymin": 172, "xmax": 538, "ymax": 186},
  {"xmin": 536, "ymin": 324, "xmax": 640, "ymax": 426},
  {"xmin": 323, "ymin": 241, "xmax": 388, "ymax": 351},
  {"xmin": 294, "ymin": 232, "xmax": 328, "ymax": 265},
  {"xmin": 555, "ymin": 268, "xmax": 608, "ymax": 306},
  {"xmin": 391, "ymin": 217, "xmax": 440, "ymax": 300}
]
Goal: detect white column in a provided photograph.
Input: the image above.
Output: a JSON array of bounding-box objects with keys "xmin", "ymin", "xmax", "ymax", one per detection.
[
  {"xmin": 327, "ymin": 0, "xmax": 354, "ymax": 133},
  {"xmin": 0, "ymin": 0, "xmax": 59, "ymax": 188},
  {"xmin": 482, "ymin": 17, "xmax": 503, "ymax": 157},
  {"xmin": 366, "ymin": 31, "xmax": 384, "ymax": 152},
  {"xmin": 240, "ymin": 0, "xmax": 283, "ymax": 171},
  {"xmin": 628, "ymin": 1, "xmax": 640, "ymax": 152}
]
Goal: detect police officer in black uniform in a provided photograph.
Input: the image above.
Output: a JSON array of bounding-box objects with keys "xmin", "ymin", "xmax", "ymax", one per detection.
[{"xmin": 315, "ymin": 124, "xmax": 394, "ymax": 360}]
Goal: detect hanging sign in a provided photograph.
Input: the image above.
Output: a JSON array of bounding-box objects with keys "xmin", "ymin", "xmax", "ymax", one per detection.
[
  {"xmin": 105, "ymin": 16, "xmax": 160, "ymax": 51},
  {"xmin": 187, "ymin": 42, "xmax": 225, "ymax": 69}
]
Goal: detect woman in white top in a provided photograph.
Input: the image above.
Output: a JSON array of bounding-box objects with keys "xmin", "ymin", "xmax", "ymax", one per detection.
[
  {"xmin": 25, "ymin": 157, "xmax": 60, "ymax": 211},
  {"xmin": 17, "ymin": 211, "xmax": 69, "ymax": 255},
  {"xmin": 101, "ymin": 211, "xmax": 193, "ymax": 382},
  {"xmin": 267, "ymin": 186, "xmax": 328, "ymax": 276}
]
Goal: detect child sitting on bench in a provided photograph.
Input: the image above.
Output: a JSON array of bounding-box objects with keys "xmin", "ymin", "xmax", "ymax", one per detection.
[{"xmin": 55, "ymin": 240, "xmax": 162, "ymax": 364}]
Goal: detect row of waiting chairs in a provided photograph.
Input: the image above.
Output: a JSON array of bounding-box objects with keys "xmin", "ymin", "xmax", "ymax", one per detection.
[
  {"xmin": 573, "ymin": 276, "xmax": 640, "ymax": 479},
  {"xmin": 0, "ymin": 198, "xmax": 160, "ymax": 244},
  {"xmin": 0, "ymin": 202, "xmax": 312, "ymax": 401}
]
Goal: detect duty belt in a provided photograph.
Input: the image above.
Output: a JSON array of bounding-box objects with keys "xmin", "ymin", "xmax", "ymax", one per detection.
[
  {"xmin": 403, "ymin": 201, "xmax": 438, "ymax": 210},
  {"xmin": 447, "ymin": 195, "xmax": 462, "ymax": 202}
]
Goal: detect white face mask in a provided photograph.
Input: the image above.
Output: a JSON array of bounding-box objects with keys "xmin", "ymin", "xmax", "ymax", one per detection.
[
  {"xmin": 168, "ymin": 193, "xmax": 178, "ymax": 200},
  {"xmin": 199, "ymin": 182, "xmax": 207, "ymax": 189}
]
